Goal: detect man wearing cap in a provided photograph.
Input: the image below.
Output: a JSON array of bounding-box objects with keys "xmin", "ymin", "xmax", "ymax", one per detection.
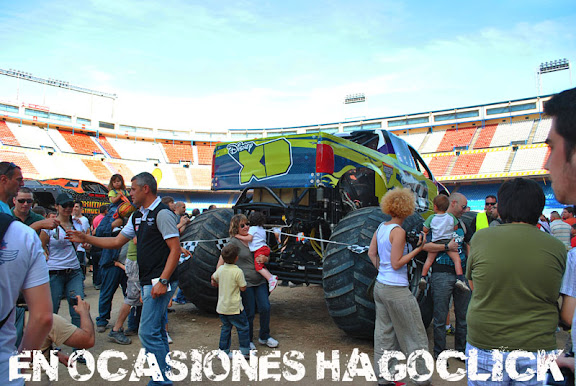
[
  {"xmin": 0, "ymin": 161, "xmax": 25, "ymax": 215},
  {"xmin": 12, "ymin": 187, "xmax": 59, "ymax": 233},
  {"xmin": 68, "ymin": 172, "xmax": 181, "ymax": 385}
]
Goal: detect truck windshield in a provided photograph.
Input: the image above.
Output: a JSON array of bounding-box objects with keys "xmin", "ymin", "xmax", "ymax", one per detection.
[{"xmin": 389, "ymin": 133, "xmax": 417, "ymax": 170}]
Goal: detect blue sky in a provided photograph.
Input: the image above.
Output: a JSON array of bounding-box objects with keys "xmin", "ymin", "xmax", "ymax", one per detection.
[{"xmin": 0, "ymin": 0, "xmax": 574, "ymax": 131}]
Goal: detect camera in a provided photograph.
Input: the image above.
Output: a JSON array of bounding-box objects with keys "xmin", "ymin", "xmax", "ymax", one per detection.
[{"xmin": 69, "ymin": 290, "xmax": 78, "ymax": 306}]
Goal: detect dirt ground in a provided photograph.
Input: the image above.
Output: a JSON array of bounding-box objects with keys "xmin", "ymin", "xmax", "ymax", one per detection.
[{"xmin": 45, "ymin": 274, "xmax": 568, "ymax": 385}]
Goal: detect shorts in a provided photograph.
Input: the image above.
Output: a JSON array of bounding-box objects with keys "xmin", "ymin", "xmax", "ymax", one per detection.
[
  {"xmin": 253, "ymin": 245, "xmax": 270, "ymax": 271},
  {"xmin": 124, "ymin": 259, "xmax": 142, "ymax": 307}
]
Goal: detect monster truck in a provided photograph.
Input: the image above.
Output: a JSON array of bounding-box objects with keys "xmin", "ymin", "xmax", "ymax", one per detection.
[
  {"xmin": 24, "ymin": 178, "xmax": 110, "ymax": 220},
  {"xmin": 179, "ymin": 129, "xmax": 448, "ymax": 339}
]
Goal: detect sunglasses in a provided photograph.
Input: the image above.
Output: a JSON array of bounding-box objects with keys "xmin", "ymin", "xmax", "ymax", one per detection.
[
  {"xmin": 0, "ymin": 162, "xmax": 17, "ymax": 176},
  {"xmin": 485, "ymin": 202, "xmax": 496, "ymax": 206},
  {"xmin": 17, "ymin": 199, "xmax": 34, "ymax": 204},
  {"xmin": 240, "ymin": 223, "xmax": 250, "ymax": 228},
  {"xmin": 60, "ymin": 202, "xmax": 75, "ymax": 209}
]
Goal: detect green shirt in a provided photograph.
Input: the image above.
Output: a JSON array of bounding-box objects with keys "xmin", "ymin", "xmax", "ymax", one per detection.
[
  {"xmin": 11, "ymin": 208, "xmax": 45, "ymax": 227},
  {"xmin": 466, "ymin": 223, "xmax": 566, "ymax": 351}
]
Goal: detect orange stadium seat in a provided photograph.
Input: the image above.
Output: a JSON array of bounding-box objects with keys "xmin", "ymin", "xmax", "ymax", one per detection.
[
  {"xmin": 436, "ymin": 126, "xmax": 476, "ymax": 152},
  {"xmin": 162, "ymin": 143, "xmax": 195, "ymax": 164},
  {"xmin": 106, "ymin": 161, "xmax": 134, "ymax": 181},
  {"xmin": 172, "ymin": 167, "xmax": 191, "ymax": 188},
  {"xmin": 58, "ymin": 129, "xmax": 102, "ymax": 155},
  {"xmin": 0, "ymin": 120, "xmax": 21, "ymax": 146},
  {"xmin": 0, "ymin": 150, "xmax": 39, "ymax": 178},
  {"xmin": 426, "ymin": 154, "xmax": 455, "ymax": 177},
  {"xmin": 450, "ymin": 152, "xmax": 486, "ymax": 176},
  {"xmin": 472, "ymin": 124, "xmax": 498, "ymax": 149},
  {"xmin": 196, "ymin": 145, "xmax": 215, "ymax": 165},
  {"xmin": 190, "ymin": 167, "xmax": 212, "ymax": 189},
  {"xmin": 82, "ymin": 159, "xmax": 113, "ymax": 183},
  {"xmin": 97, "ymin": 136, "xmax": 121, "ymax": 159}
]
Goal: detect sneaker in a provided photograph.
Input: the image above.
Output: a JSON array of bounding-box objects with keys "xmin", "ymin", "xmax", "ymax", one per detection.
[
  {"xmin": 124, "ymin": 328, "xmax": 138, "ymax": 336},
  {"xmin": 249, "ymin": 342, "xmax": 256, "ymax": 350},
  {"xmin": 108, "ymin": 329, "xmax": 131, "ymax": 345},
  {"xmin": 268, "ymin": 276, "xmax": 278, "ymax": 293},
  {"xmin": 455, "ymin": 279, "xmax": 471, "ymax": 292},
  {"xmin": 445, "ymin": 324, "xmax": 455, "ymax": 336},
  {"xmin": 94, "ymin": 285, "xmax": 101, "ymax": 290},
  {"xmin": 167, "ymin": 332, "xmax": 173, "ymax": 344},
  {"xmin": 97, "ymin": 325, "xmax": 108, "ymax": 333},
  {"xmin": 258, "ymin": 337, "xmax": 279, "ymax": 348},
  {"xmin": 418, "ymin": 277, "xmax": 427, "ymax": 291}
]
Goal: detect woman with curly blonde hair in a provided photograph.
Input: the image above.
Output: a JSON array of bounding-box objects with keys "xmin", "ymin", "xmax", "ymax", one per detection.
[{"xmin": 368, "ymin": 188, "xmax": 430, "ymax": 385}]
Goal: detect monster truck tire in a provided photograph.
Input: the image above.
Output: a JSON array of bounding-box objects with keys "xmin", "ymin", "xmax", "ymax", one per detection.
[
  {"xmin": 179, "ymin": 208, "xmax": 234, "ymax": 313},
  {"xmin": 323, "ymin": 207, "xmax": 390, "ymax": 339}
]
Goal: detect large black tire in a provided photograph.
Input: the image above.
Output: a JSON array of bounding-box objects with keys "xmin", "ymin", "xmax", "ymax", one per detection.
[
  {"xmin": 323, "ymin": 207, "xmax": 390, "ymax": 339},
  {"xmin": 179, "ymin": 208, "xmax": 233, "ymax": 313}
]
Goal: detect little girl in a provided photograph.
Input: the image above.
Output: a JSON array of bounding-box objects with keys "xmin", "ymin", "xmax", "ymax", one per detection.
[
  {"xmin": 108, "ymin": 174, "xmax": 129, "ymax": 208},
  {"xmin": 235, "ymin": 211, "xmax": 278, "ymax": 292}
]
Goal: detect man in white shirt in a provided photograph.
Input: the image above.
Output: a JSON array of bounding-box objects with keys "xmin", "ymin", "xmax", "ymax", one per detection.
[{"xmin": 0, "ymin": 214, "xmax": 53, "ymax": 385}]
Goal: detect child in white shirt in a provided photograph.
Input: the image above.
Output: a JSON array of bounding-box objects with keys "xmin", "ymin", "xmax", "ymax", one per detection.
[
  {"xmin": 420, "ymin": 195, "xmax": 470, "ymax": 292},
  {"xmin": 235, "ymin": 211, "xmax": 278, "ymax": 292}
]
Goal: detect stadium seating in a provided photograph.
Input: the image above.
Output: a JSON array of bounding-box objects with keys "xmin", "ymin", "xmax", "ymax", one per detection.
[
  {"xmin": 58, "ymin": 129, "xmax": 103, "ymax": 155},
  {"xmin": 422, "ymin": 153, "xmax": 455, "ymax": 177},
  {"xmin": 450, "ymin": 152, "xmax": 486, "ymax": 176},
  {"xmin": 96, "ymin": 135, "xmax": 121, "ymax": 158},
  {"xmin": 106, "ymin": 161, "xmax": 135, "ymax": 181},
  {"xmin": 162, "ymin": 142, "xmax": 195, "ymax": 164},
  {"xmin": 489, "ymin": 120, "xmax": 534, "ymax": 147},
  {"xmin": 399, "ymin": 131, "xmax": 427, "ymax": 151},
  {"xmin": 532, "ymin": 118, "xmax": 552, "ymax": 143},
  {"xmin": 509, "ymin": 145, "xmax": 549, "ymax": 172},
  {"xmin": 472, "ymin": 124, "xmax": 498, "ymax": 149},
  {"xmin": 107, "ymin": 138, "xmax": 165, "ymax": 162},
  {"xmin": 6, "ymin": 121, "xmax": 55, "ymax": 149},
  {"xmin": 477, "ymin": 148, "xmax": 512, "ymax": 174},
  {"xmin": 436, "ymin": 126, "xmax": 476, "ymax": 152},
  {"xmin": 82, "ymin": 159, "xmax": 113, "ymax": 182},
  {"xmin": 0, "ymin": 149, "xmax": 39, "ymax": 178},
  {"xmin": 172, "ymin": 166, "xmax": 192, "ymax": 187},
  {"xmin": 190, "ymin": 166, "xmax": 212, "ymax": 189},
  {"xmin": 196, "ymin": 144, "xmax": 215, "ymax": 165},
  {"xmin": 0, "ymin": 121, "xmax": 20, "ymax": 146},
  {"xmin": 420, "ymin": 130, "xmax": 445, "ymax": 154},
  {"xmin": 47, "ymin": 128, "xmax": 75, "ymax": 153}
]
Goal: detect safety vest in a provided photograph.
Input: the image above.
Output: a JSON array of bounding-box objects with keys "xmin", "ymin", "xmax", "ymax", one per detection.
[{"xmin": 476, "ymin": 211, "xmax": 489, "ymax": 230}]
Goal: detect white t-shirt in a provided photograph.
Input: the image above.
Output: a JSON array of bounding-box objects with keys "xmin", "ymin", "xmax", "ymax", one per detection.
[
  {"xmin": 426, "ymin": 213, "xmax": 457, "ymax": 241},
  {"xmin": 0, "ymin": 221, "xmax": 49, "ymax": 385},
  {"xmin": 43, "ymin": 223, "xmax": 83, "ymax": 271},
  {"xmin": 73, "ymin": 215, "xmax": 90, "ymax": 253},
  {"xmin": 248, "ymin": 226, "xmax": 267, "ymax": 252},
  {"xmin": 376, "ymin": 223, "xmax": 408, "ymax": 286}
]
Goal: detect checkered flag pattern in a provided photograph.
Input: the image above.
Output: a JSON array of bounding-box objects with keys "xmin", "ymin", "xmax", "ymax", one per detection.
[
  {"xmin": 347, "ymin": 245, "xmax": 370, "ymax": 254},
  {"xmin": 180, "ymin": 238, "xmax": 229, "ymax": 254}
]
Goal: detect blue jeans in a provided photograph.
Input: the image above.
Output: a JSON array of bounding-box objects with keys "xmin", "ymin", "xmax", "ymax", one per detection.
[
  {"xmin": 241, "ymin": 283, "xmax": 270, "ymax": 342},
  {"xmin": 96, "ymin": 265, "xmax": 127, "ymax": 327},
  {"xmin": 140, "ymin": 281, "xmax": 177, "ymax": 386},
  {"xmin": 219, "ymin": 311, "xmax": 251, "ymax": 355},
  {"xmin": 431, "ymin": 271, "xmax": 471, "ymax": 357},
  {"xmin": 92, "ymin": 251, "xmax": 102, "ymax": 286},
  {"xmin": 49, "ymin": 269, "xmax": 85, "ymax": 327},
  {"xmin": 466, "ymin": 342, "xmax": 553, "ymax": 385}
]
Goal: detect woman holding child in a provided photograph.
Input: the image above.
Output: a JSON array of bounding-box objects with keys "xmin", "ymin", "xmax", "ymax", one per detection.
[
  {"xmin": 367, "ymin": 188, "xmax": 430, "ymax": 386},
  {"xmin": 216, "ymin": 214, "xmax": 279, "ymax": 349}
]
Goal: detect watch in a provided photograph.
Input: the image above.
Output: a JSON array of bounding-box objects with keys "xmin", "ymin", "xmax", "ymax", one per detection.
[
  {"xmin": 444, "ymin": 244, "xmax": 449, "ymax": 251},
  {"xmin": 159, "ymin": 278, "xmax": 169, "ymax": 285}
]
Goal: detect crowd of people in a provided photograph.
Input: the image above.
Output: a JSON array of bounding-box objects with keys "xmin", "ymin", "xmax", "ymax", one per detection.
[{"xmin": 1, "ymin": 86, "xmax": 576, "ymax": 386}]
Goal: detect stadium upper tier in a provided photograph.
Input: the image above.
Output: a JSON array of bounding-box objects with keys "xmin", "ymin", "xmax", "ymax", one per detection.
[{"xmin": 0, "ymin": 94, "xmax": 553, "ymax": 189}]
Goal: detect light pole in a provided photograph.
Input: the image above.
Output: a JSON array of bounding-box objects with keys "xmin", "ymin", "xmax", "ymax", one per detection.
[{"xmin": 537, "ymin": 58, "xmax": 571, "ymax": 95}]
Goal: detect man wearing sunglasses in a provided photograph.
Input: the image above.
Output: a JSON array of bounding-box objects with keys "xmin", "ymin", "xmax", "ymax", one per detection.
[
  {"xmin": 0, "ymin": 161, "xmax": 25, "ymax": 215},
  {"xmin": 11, "ymin": 187, "xmax": 58, "ymax": 231}
]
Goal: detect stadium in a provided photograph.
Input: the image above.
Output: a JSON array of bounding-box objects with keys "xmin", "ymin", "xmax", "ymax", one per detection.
[{"xmin": 0, "ymin": 66, "xmax": 568, "ymax": 215}]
